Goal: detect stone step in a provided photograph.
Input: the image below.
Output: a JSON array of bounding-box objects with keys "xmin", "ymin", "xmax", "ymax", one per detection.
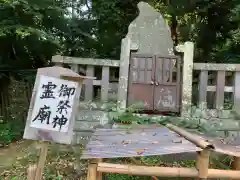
[{"xmin": 76, "ymin": 110, "xmax": 109, "ymax": 124}]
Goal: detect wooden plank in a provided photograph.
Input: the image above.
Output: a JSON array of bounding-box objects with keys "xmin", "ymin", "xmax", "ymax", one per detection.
[
  {"xmin": 198, "ymin": 70, "xmax": 208, "ymax": 108},
  {"xmin": 85, "ymin": 65, "xmax": 94, "ymax": 101},
  {"xmin": 216, "ymin": 71, "xmax": 225, "ymax": 110},
  {"xmin": 52, "ymin": 56, "xmax": 120, "ymax": 67},
  {"xmin": 81, "ymin": 127, "xmax": 200, "ymax": 159},
  {"xmin": 194, "ymin": 63, "xmax": 240, "ymax": 71},
  {"xmin": 101, "ymin": 66, "xmax": 109, "ymax": 101}
]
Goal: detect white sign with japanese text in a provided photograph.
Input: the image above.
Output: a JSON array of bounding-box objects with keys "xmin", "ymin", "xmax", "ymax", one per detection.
[{"xmin": 30, "ymin": 75, "xmax": 78, "ymax": 133}]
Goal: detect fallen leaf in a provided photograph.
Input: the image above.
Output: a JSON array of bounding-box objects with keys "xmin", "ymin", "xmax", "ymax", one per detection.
[
  {"xmin": 136, "ymin": 148, "xmax": 148, "ymax": 155},
  {"xmin": 121, "ymin": 140, "xmax": 131, "ymax": 145},
  {"xmin": 152, "ymin": 141, "xmax": 159, "ymax": 144},
  {"xmin": 172, "ymin": 140, "xmax": 182, "ymax": 143},
  {"xmin": 141, "ymin": 132, "xmax": 147, "ymax": 136}
]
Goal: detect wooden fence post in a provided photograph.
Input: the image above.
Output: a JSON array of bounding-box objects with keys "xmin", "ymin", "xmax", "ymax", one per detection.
[
  {"xmin": 87, "ymin": 159, "xmax": 99, "ymax": 180},
  {"xmin": 197, "ymin": 149, "xmax": 210, "ymax": 180},
  {"xmin": 231, "ymin": 157, "xmax": 240, "ymax": 180},
  {"xmin": 52, "ymin": 55, "xmax": 64, "ymax": 67}
]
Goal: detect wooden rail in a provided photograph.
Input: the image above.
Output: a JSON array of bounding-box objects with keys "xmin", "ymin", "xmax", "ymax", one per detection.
[
  {"xmin": 52, "ymin": 55, "xmax": 119, "ymax": 102},
  {"xmin": 193, "ymin": 63, "xmax": 240, "ymax": 118}
]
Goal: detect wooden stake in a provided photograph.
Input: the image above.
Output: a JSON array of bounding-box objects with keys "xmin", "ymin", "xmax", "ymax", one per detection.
[
  {"xmin": 87, "ymin": 160, "xmax": 98, "ymax": 180},
  {"xmin": 27, "ymin": 165, "xmax": 37, "ymax": 180},
  {"xmin": 96, "ymin": 159, "xmax": 103, "ymax": 180},
  {"xmin": 231, "ymin": 156, "xmax": 240, "ymax": 180},
  {"xmin": 34, "ymin": 142, "xmax": 48, "ymax": 180},
  {"xmin": 197, "ymin": 149, "xmax": 210, "ymax": 179},
  {"xmin": 195, "ymin": 151, "xmax": 201, "ymax": 180}
]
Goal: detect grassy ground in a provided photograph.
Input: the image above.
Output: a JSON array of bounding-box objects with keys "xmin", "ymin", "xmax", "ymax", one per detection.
[{"xmin": 0, "ymin": 140, "xmax": 198, "ymax": 180}]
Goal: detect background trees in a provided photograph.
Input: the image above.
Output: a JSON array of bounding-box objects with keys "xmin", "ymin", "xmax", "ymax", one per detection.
[{"xmin": 0, "ymin": 0, "xmax": 240, "ymax": 70}]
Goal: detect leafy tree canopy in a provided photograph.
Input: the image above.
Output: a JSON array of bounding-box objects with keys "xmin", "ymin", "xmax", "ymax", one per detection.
[{"xmin": 0, "ymin": 0, "xmax": 240, "ymax": 72}]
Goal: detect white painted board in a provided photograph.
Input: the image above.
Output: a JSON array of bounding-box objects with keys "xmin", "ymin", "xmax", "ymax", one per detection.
[{"xmin": 30, "ymin": 75, "xmax": 78, "ymax": 133}]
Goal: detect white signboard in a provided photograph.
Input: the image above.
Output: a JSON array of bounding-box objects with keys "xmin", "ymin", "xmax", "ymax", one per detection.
[{"xmin": 30, "ymin": 75, "xmax": 78, "ymax": 133}]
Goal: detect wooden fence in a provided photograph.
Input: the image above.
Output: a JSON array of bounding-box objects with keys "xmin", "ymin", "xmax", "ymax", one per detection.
[
  {"xmin": 192, "ymin": 63, "xmax": 240, "ymax": 119},
  {"xmin": 1, "ymin": 55, "xmax": 240, "ymax": 126},
  {"xmin": 53, "ymin": 56, "xmax": 120, "ymax": 106},
  {"xmin": 52, "ymin": 56, "xmax": 122, "ymax": 144},
  {"xmin": 53, "ymin": 55, "xmax": 240, "ymax": 120}
]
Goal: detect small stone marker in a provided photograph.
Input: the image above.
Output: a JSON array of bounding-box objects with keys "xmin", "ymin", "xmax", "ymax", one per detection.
[{"xmin": 23, "ymin": 66, "xmax": 94, "ymax": 180}]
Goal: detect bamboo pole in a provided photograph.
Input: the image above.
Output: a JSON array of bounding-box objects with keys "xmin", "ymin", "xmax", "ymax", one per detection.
[
  {"xmin": 97, "ymin": 162, "xmax": 240, "ymax": 179},
  {"xmin": 129, "ymin": 157, "xmax": 159, "ymax": 180},
  {"xmin": 166, "ymin": 124, "xmax": 214, "ymax": 149},
  {"xmin": 87, "ymin": 160, "xmax": 98, "ymax": 180},
  {"xmin": 197, "ymin": 149, "xmax": 210, "ymax": 179},
  {"xmin": 231, "ymin": 157, "xmax": 240, "ymax": 180},
  {"xmin": 96, "ymin": 159, "xmax": 103, "ymax": 180},
  {"xmin": 196, "ymin": 151, "xmax": 200, "ymax": 180}
]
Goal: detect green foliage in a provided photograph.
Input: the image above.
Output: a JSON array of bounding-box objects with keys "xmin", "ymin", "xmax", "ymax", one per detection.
[
  {"xmin": 0, "ymin": 120, "xmax": 24, "ymax": 146},
  {"xmin": 0, "ymin": 0, "xmax": 69, "ymax": 72},
  {"xmin": 1, "ymin": 0, "xmax": 240, "ymax": 72},
  {"xmin": 153, "ymin": 0, "xmax": 240, "ymax": 63},
  {"xmin": 0, "ymin": 76, "xmax": 34, "ymax": 146}
]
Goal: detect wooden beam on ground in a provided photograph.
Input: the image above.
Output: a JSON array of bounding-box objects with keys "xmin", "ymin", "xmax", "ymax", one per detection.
[{"xmin": 97, "ymin": 162, "xmax": 240, "ymax": 179}]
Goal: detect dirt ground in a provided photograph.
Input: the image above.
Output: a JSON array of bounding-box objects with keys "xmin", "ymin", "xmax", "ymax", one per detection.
[{"xmin": 0, "ymin": 140, "xmax": 88, "ymax": 180}]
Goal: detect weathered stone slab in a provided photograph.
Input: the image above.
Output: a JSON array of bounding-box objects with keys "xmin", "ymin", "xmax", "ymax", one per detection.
[
  {"xmin": 76, "ymin": 110, "xmax": 109, "ymax": 124},
  {"xmin": 78, "ymin": 101, "xmax": 117, "ymax": 110},
  {"xmin": 72, "ymin": 131, "xmax": 93, "ymax": 145},
  {"xmin": 127, "ymin": 2, "xmax": 174, "ymax": 56},
  {"xmin": 74, "ymin": 121, "xmax": 100, "ymax": 131},
  {"xmin": 73, "ymin": 110, "xmax": 110, "ymax": 144}
]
